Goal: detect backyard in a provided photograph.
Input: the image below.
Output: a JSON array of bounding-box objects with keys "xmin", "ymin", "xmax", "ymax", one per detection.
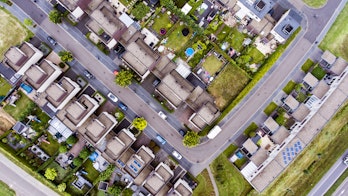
[
  {"xmin": 45, "ymin": 161, "xmax": 71, "ymax": 183},
  {"xmin": 3, "ymin": 91, "xmax": 35, "ymax": 121},
  {"xmin": 82, "ymin": 159, "xmax": 100, "ymax": 183},
  {"xmin": 165, "ymin": 23, "xmax": 192, "ymax": 52},
  {"xmin": 219, "ymin": 26, "xmax": 248, "ymax": 52},
  {"xmin": 208, "ymin": 64, "xmax": 250, "ymax": 109},
  {"xmin": 150, "ymin": 12, "xmax": 173, "ymax": 35},
  {"xmin": 319, "ymin": 3, "xmax": 348, "ymax": 60},
  {"xmin": 260, "ymin": 101, "xmax": 348, "ymax": 195},
  {"xmin": 39, "ymin": 132, "xmax": 60, "ymax": 156},
  {"xmin": 0, "ymin": 7, "xmax": 32, "ymax": 59},
  {"xmin": 192, "ymin": 169, "xmax": 215, "ymax": 196},
  {"xmin": 210, "ymin": 144, "xmax": 253, "ymax": 196},
  {"xmin": 0, "ymin": 180, "xmax": 15, "ymax": 196},
  {"xmin": 0, "ymin": 76, "xmax": 11, "ymax": 98},
  {"xmin": 201, "ymin": 54, "xmax": 225, "ymax": 75}
]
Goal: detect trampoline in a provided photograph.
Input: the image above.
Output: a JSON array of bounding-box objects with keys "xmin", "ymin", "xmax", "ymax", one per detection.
[{"xmin": 185, "ymin": 48, "xmax": 194, "ymax": 57}]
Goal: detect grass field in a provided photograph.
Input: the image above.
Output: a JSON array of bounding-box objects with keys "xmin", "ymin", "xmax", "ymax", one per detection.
[
  {"xmin": 248, "ymin": 47, "xmax": 265, "ymax": 64},
  {"xmin": 319, "ymin": 3, "xmax": 348, "ymax": 60},
  {"xmin": 0, "ymin": 76, "xmax": 11, "ymax": 97},
  {"xmin": 263, "ymin": 102, "xmax": 278, "ymax": 116},
  {"xmin": 303, "ymin": 0, "xmax": 327, "ymax": 8},
  {"xmin": 193, "ymin": 169, "xmax": 215, "ymax": 196},
  {"xmin": 283, "ymin": 80, "xmax": 296, "ymax": 94},
  {"xmin": 151, "ymin": 12, "xmax": 172, "ymax": 34},
  {"xmin": 0, "ymin": 180, "xmax": 15, "ymax": 196},
  {"xmin": 261, "ymin": 101, "xmax": 348, "ymax": 195},
  {"xmin": 208, "ymin": 64, "xmax": 250, "ymax": 109},
  {"xmin": 202, "ymin": 55, "xmax": 224, "ymax": 75},
  {"xmin": 210, "ymin": 144, "xmax": 253, "ymax": 196},
  {"xmin": 165, "ymin": 24, "xmax": 192, "ymax": 52},
  {"xmin": 301, "ymin": 59, "xmax": 314, "ymax": 73},
  {"xmin": 3, "ymin": 91, "xmax": 35, "ymax": 121},
  {"xmin": 0, "ymin": 7, "xmax": 32, "ymax": 60}
]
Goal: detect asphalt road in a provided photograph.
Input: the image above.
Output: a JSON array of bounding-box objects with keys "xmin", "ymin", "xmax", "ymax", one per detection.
[
  {"xmin": 308, "ymin": 150, "xmax": 348, "ymax": 196},
  {"xmin": 334, "ymin": 177, "xmax": 348, "ymax": 196},
  {"xmin": 7, "ymin": 0, "xmax": 347, "ymax": 176},
  {"xmin": 0, "ymin": 153, "xmax": 58, "ymax": 196}
]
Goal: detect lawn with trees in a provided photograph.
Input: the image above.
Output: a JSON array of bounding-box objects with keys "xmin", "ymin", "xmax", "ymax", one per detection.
[
  {"xmin": 48, "ymin": 9, "xmax": 62, "ymax": 24},
  {"xmin": 45, "ymin": 168, "xmax": 58, "ymax": 181},
  {"xmin": 115, "ymin": 70, "xmax": 133, "ymax": 87},
  {"xmin": 58, "ymin": 50, "xmax": 73, "ymax": 62},
  {"xmin": 131, "ymin": 2, "xmax": 150, "ymax": 21},
  {"xmin": 183, "ymin": 131, "xmax": 200, "ymax": 147}
]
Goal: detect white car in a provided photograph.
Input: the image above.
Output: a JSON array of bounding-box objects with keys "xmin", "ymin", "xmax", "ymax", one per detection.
[
  {"xmin": 158, "ymin": 111, "xmax": 167, "ymax": 120},
  {"xmin": 107, "ymin": 92, "xmax": 118, "ymax": 102},
  {"xmin": 344, "ymin": 156, "xmax": 348, "ymax": 166},
  {"xmin": 172, "ymin": 150, "xmax": 182, "ymax": 160}
]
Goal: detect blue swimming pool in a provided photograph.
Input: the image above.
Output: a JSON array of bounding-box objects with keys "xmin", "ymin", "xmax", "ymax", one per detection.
[
  {"xmin": 20, "ymin": 83, "xmax": 33, "ymax": 94},
  {"xmin": 185, "ymin": 48, "xmax": 194, "ymax": 57},
  {"xmin": 89, "ymin": 151, "xmax": 98, "ymax": 162}
]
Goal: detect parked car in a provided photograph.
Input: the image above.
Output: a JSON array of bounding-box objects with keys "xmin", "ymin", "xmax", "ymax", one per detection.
[
  {"xmin": 178, "ymin": 129, "xmax": 186, "ymax": 136},
  {"xmin": 172, "ymin": 150, "xmax": 182, "ymax": 160},
  {"xmin": 344, "ymin": 155, "xmax": 348, "ymax": 166},
  {"xmin": 83, "ymin": 70, "xmax": 94, "ymax": 79},
  {"xmin": 158, "ymin": 111, "xmax": 167, "ymax": 120},
  {"xmin": 152, "ymin": 79, "xmax": 160, "ymax": 87},
  {"xmin": 118, "ymin": 102, "xmax": 128, "ymax": 111},
  {"xmin": 107, "ymin": 92, "xmax": 118, "ymax": 102},
  {"xmin": 156, "ymin": 134, "xmax": 166, "ymax": 145},
  {"xmin": 47, "ymin": 36, "xmax": 57, "ymax": 45}
]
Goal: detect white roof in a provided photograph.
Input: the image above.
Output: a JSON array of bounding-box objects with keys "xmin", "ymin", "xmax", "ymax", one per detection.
[
  {"xmin": 48, "ymin": 117, "xmax": 73, "ymax": 139},
  {"xmin": 119, "ymin": 13, "xmax": 134, "ymax": 28},
  {"xmin": 71, "ymin": 7, "xmax": 84, "ymax": 19},
  {"xmin": 107, "ymin": 38, "xmax": 117, "ymax": 49},
  {"xmin": 181, "ymin": 3, "xmax": 192, "ymax": 15},
  {"xmin": 241, "ymin": 161, "xmax": 258, "ymax": 181},
  {"xmin": 175, "ymin": 62, "xmax": 191, "ymax": 78},
  {"xmin": 207, "ymin": 125, "xmax": 222, "ymax": 139}
]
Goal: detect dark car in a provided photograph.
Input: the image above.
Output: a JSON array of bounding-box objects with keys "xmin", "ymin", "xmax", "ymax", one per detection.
[
  {"xmin": 83, "ymin": 70, "xmax": 94, "ymax": 79},
  {"xmin": 118, "ymin": 102, "xmax": 128, "ymax": 111},
  {"xmin": 47, "ymin": 36, "xmax": 57, "ymax": 45},
  {"xmin": 178, "ymin": 129, "xmax": 186, "ymax": 136}
]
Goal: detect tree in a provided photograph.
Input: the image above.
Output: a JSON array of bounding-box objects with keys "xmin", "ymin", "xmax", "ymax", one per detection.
[
  {"xmin": 131, "ymin": 3, "xmax": 150, "ymax": 21},
  {"xmin": 66, "ymin": 135, "xmax": 78, "ymax": 145},
  {"xmin": 48, "ymin": 9, "xmax": 62, "ymax": 24},
  {"xmin": 96, "ymin": 165, "xmax": 115, "ymax": 182},
  {"xmin": 58, "ymin": 50, "xmax": 74, "ymax": 62},
  {"xmin": 59, "ymin": 145, "xmax": 68, "ymax": 153},
  {"xmin": 45, "ymin": 168, "xmax": 57, "ymax": 181},
  {"xmin": 108, "ymin": 185, "xmax": 122, "ymax": 196},
  {"xmin": 57, "ymin": 183, "xmax": 66, "ymax": 192},
  {"xmin": 132, "ymin": 117, "xmax": 147, "ymax": 131},
  {"xmin": 72, "ymin": 157, "xmax": 83, "ymax": 167},
  {"xmin": 122, "ymin": 188, "xmax": 133, "ymax": 196},
  {"xmin": 79, "ymin": 148, "xmax": 90, "ymax": 159},
  {"xmin": 115, "ymin": 70, "xmax": 133, "ymax": 87},
  {"xmin": 183, "ymin": 131, "xmax": 200, "ymax": 147},
  {"xmin": 23, "ymin": 18, "xmax": 33, "ymax": 26}
]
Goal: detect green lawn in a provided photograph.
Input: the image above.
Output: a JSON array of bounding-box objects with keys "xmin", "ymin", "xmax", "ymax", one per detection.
[
  {"xmin": 165, "ymin": 24, "xmax": 192, "ymax": 52},
  {"xmin": 311, "ymin": 65, "xmax": 326, "ymax": 80},
  {"xmin": 262, "ymin": 101, "xmax": 348, "ymax": 195},
  {"xmin": 193, "ymin": 169, "xmax": 215, "ymax": 196},
  {"xmin": 302, "ymin": 0, "xmax": 327, "ymax": 8},
  {"xmin": 82, "ymin": 160, "xmax": 100, "ymax": 183},
  {"xmin": 319, "ymin": 3, "xmax": 348, "ymax": 60},
  {"xmin": 225, "ymin": 27, "xmax": 248, "ymax": 52},
  {"xmin": 30, "ymin": 107, "xmax": 50, "ymax": 132},
  {"xmin": 283, "ymin": 80, "xmax": 297, "ymax": 94},
  {"xmin": 264, "ymin": 102, "xmax": 278, "ymax": 116},
  {"xmin": 324, "ymin": 169, "xmax": 348, "ymax": 196},
  {"xmin": 208, "ymin": 64, "xmax": 250, "ymax": 110},
  {"xmin": 3, "ymin": 91, "xmax": 36, "ymax": 121},
  {"xmin": 46, "ymin": 161, "xmax": 70, "ymax": 183},
  {"xmin": 0, "ymin": 76, "xmax": 11, "ymax": 97},
  {"xmin": 0, "ymin": 7, "xmax": 32, "ymax": 60},
  {"xmin": 0, "ymin": 180, "xmax": 15, "ymax": 196},
  {"xmin": 151, "ymin": 12, "xmax": 172, "ymax": 34},
  {"xmin": 216, "ymin": 25, "xmax": 232, "ymax": 41},
  {"xmin": 301, "ymin": 59, "xmax": 314, "ymax": 73},
  {"xmin": 243, "ymin": 122, "xmax": 258, "ymax": 136},
  {"xmin": 210, "ymin": 144, "xmax": 253, "ymax": 196},
  {"xmin": 202, "ymin": 55, "xmax": 224, "ymax": 75},
  {"xmin": 40, "ymin": 132, "xmax": 60, "ymax": 156},
  {"xmin": 248, "ymin": 47, "xmax": 265, "ymax": 64}
]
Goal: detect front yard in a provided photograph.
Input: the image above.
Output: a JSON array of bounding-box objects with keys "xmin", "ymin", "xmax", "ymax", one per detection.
[
  {"xmin": 208, "ymin": 64, "xmax": 250, "ymax": 109},
  {"xmin": 0, "ymin": 180, "xmax": 15, "ymax": 196},
  {"xmin": 0, "ymin": 7, "xmax": 32, "ymax": 60},
  {"xmin": 0, "ymin": 77, "xmax": 11, "ymax": 98}
]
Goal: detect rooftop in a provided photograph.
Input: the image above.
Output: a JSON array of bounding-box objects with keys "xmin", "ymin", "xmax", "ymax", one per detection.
[
  {"xmin": 283, "ymin": 95, "xmax": 299, "ymax": 111},
  {"xmin": 292, "ymin": 103, "xmax": 310, "ymax": 122},
  {"xmin": 83, "ymin": 112, "xmax": 117, "ymax": 144},
  {"xmin": 250, "ymin": 148, "xmax": 268, "ymax": 166},
  {"xmin": 125, "ymin": 146, "xmax": 154, "ymax": 177},
  {"xmin": 330, "ymin": 57, "xmax": 347, "ymax": 75},
  {"xmin": 271, "ymin": 9, "xmax": 302, "ymax": 41},
  {"xmin": 168, "ymin": 178, "xmax": 193, "ymax": 196},
  {"xmin": 152, "ymin": 56, "xmax": 177, "ymax": 79},
  {"xmin": 242, "ymin": 138, "xmax": 258, "ymax": 155},
  {"xmin": 263, "ymin": 116, "xmax": 279, "ymax": 133},
  {"xmin": 321, "ymin": 50, "xmax": 336, "ymax": 65},
  {"xmin": 270, "ymin": 126, "xmax": 289, "ymax": 144},
  {"xmin": 311, "ymin": 80, "xmax": 330, "ymax": 99},
  {"xmin": 251, "ymin": 159, "xmax": 283, "ymax": 192},
  {"xmin": 103, "ymin": 129, "xmax": 136, "ymax": 161},
  {"xmin": 238, "ymin": 0, "xmax": 277, "ymax": 21},
  {"xmin": 303, "ymin": 72, "xmax": 319, "ymax": 88},
  {"xmin": 144, "ymin": 162, "xmax": 174, "ymax": 195},
  {"xmin": 190, "ymin": 102, "xmax": 220, "ymax": 129}
]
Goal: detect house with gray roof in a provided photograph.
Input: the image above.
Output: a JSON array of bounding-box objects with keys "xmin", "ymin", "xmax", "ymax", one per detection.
[
  {"xmin": 142, "ymin": 162, "xmax": 174, "ymax": 195},
  {"xmin": 302, "ymin": 72, "xmax": 319, "ymax": 91},
  {"xmin": 271, "ymin": 9, "xmax": 302, "ymax": 43},
  {"xmin": 167, "ymin": 178, "xmax": 193, "ymax": 196},
  {"xmin": 236, "ymin": 0, "xmax": 277, "ymax": 22},
  {"xmin": 282, "ymin": 95, "xmax": 299, "ymax": 113},
  {"xmin": 262, "ymin": 116, "xmax": 279, "ymax": 133}
]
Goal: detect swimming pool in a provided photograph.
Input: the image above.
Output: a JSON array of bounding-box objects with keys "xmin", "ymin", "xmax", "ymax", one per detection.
[{"xmin": 185, "ymin": 48, "xmax": 194, "ymax": 57}]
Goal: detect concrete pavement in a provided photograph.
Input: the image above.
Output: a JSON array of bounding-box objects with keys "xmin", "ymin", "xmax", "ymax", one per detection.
[
  {"xmin": 0, "ymin": 153, "xmax": 58, "ymax": 196},
  {"xmin": 308, "ymin": 149, "xmax": 348, "ymax": 196}
]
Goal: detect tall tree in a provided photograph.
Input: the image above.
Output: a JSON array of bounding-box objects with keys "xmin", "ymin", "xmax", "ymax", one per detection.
[
  {"xmin": 45, "ymin": 168, "xmax": 57, "ymax": 181},
  {"xmin": 57, "ymin": 183, "xmax": 66, "ymax": 192},
  {"xmin": 115, "ymin": 70, "xmax": 133, "ymax": 87},
  {"xmin": 131, "ymin": 3, "xmax": 150, "ymax": 21},
  {"xmin": 58, "ymin": 50, "xmax": 74, "ymax": 62},
  {"xmin": 132, "ymin": 117, "xmax": 147, "ymax": 131},
  {"xmin": 48, "ymin": 9, "xmax": 62, "ymax": 24},
  {"xmin": 183, "ymin": 131, "xmax": 200, "ymax": 147}
]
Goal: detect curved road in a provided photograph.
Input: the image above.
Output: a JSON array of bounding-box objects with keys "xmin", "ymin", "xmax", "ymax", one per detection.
[{"xmin": 10, "ymin": 0, "xmax": 347, "ymax": 176}]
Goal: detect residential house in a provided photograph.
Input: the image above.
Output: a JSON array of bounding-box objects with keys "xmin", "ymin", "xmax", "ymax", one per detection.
[
  {"xmin": 262, "ymin": 116, "xmax": 279, "ymax": 134},
  {"xmin": 311, "ymin": 80, "xmax": 329, "ymax": 99},
  {"xmin": 56, "ymin": 94, "xmax": 99, "ymax": 130},
  {"xmin": 44, "ymin": 76, "xmax": 81, "ymax": 111},
  {"xmin": 282, "ymin": 95, "xmax": 299, "ymax": 113},
  {"xmin": 122, "ymin": 38, "xmax": 160, "ymax": 80},
  {"xmin": 24, "ymin": 59, "xmax": 62, "ymax": 93},
  {"xmin": 156, "ymin": 70, "xmax": 195, "ymax": 108},
  {"xmin": 101, "ymin": 129, "xmax": 136, "ymax": 163},
  {"xmin": 116, "ymin": 145, "xmax": 155, "ymax": 178},
  {"xmin": 242, "ymin": 138, "xmax": 259, "ymax": 156},
  {"xmin": 270, "ymin": 9, "xmax": 302, "ymax": 43},
  {"xmin": 167, "ymin": 178, "xmax": 193, "ymax": 196},
  {"xmin": 320, "ymin": 50, "xmax": 336, "ymax": 67},
  {"xmin": 151, "ymin": 56, "xmax": 177, "ymax": 79},
  {"xmin": 235, "ymin": 0, "xmax": 277, "ymax": 22},
  {"xmin": 270, "ymin": 126, "xmax": 289, "ymax": 144},
  {"xmin": 302, "ymin": 72, "xmax": 319, "ymax": 91},
  {"xmin": 329, "ymin": 57, "xmax": 347, "ymax": 76},
  {"xmin": 291, "ymin": 104, "xmax": 310, "ymax": 122},
  {"xmin": 87, "ymin": 1, "xmax": 127, "ymax": 49},
  {"xmin": 142, "ymin": 162, "xmax": 174, "ymax": 195},
  {"xmin": 3, "ymin": 42, "xmax": 43, "ymax": 75},
  {"xmin": 189, "ymin": 102, "xmax": 221, "ymax": 129},
  {"xmin": 55, "ymin": 0, "xmax": 96, "ymax": 21},
  {"xmin": 250, "ymin": 148, "xmax": 268, "ymax": 167},
  {"xmin": 247, "ymin": 14, "xmax": 275, "ymax": 36},
  {"xmin": 78, "ymin": 112, "xmax": 117, "ymax": 145}
]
